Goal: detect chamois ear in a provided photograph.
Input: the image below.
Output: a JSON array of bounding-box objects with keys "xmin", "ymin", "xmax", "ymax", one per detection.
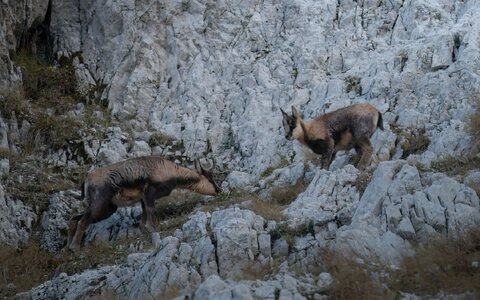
[
  {"xmin": 280, "ymin": 108, "xmax": 291, "ymax": 122},
  {"xmin": 292, "ymin": 106, "xmax": 300, "ymax": 119},
  {"xmin": 299, "ymin": 120, "xmax": 308, "ymax": 138}
]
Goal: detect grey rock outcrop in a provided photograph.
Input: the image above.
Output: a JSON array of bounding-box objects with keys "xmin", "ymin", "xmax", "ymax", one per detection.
[
  {"xmin": 331, "ymin": 161, "xmax": 480, "ymax": 264},
  {"xmin": 0, "ymin": 183, "xmax": 35, "ymax": 248},
  {"xmin": 40, "ymin": 191, "xmax": 84, "ymax": 252},
  {"xmin": 20, "ymin": 208, "xmax": 274, "ymax": 299}
]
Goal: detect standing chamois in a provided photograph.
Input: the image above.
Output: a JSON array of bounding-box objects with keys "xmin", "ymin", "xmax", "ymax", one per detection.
[
  {"xmin": 66, "ymin": 156, "xmax": 221, "ymax": 251},
  {"xmin": 281, "ymin": 103, "xmax": 383, "ymax": 170}
]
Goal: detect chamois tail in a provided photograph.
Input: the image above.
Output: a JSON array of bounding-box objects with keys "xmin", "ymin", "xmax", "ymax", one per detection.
[{"xmin": 377, "ymin": 112, "xmax": 384, "ymax": 131}]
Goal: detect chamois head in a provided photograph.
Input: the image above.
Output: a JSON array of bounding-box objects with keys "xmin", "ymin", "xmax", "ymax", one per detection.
[
  {"xmin": 281, "ymin": 106, "xmax": 305, "ymax": 141},
  {"xmin": 194, "ymin": 159, "xmax": 221, "ymax": 195}
]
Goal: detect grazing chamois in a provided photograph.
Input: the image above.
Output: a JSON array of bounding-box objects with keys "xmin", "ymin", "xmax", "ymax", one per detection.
[
  {"xmin": 66, "ymin": 156, "xmax": 221, "ymax": 251},
  {"xmin": 281, "ymin": 103, "xmax": 383, "ymax": 170}
]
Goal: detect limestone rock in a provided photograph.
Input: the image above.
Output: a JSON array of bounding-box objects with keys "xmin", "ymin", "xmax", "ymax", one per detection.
[
  {"xmin": 40, "ymin": 191, "xmax": 84, "ymax": 252},
  {"xmin": 0, "ymin": 184, "xmax": 36, "ymax": 248}
]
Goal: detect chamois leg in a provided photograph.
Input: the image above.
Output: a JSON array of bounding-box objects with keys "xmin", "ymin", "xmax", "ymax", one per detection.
[
  {"xmin": 68, "ymin": 203, "xmax": 118, "ymax": 251},
  {"xmin": 68, "ymin": 210, "xmax": 94, "ymax": 251},
  {"xmin": 141, "ymin": 183, "xmax": 172, "ymax": 232},
  {"xmin": 356, "ymin": 138, "xmax": 373, "ymax": 171},
  {"xmin": 322, "ymin": 150, "xmax": 335, "ymax": 170},
  {"xmin": 66, "ymin": 214, "xmax": 83, "ymax": 249},
  {"xmin": 352, "ymin": 145, "xmax": 362, "ymax": 166},
  {"xmin": 139, "ymin": 198, "xmax": 155, "ymax": 232}
]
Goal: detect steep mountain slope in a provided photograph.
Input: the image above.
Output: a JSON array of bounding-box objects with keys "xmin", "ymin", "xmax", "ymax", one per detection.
[{"xmin": 1, "ymin": 0, "xmax": 480, "ymax": 299}]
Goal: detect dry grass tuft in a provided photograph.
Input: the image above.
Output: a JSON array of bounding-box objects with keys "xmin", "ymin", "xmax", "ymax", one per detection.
[
  {"xmin": 393, "ymin": 127, "xmax": 431, "ymax": 159},
  {"xmin": 245, "ymin": 198, "xmax": 286, "ymax": 221},
  {"xmin": 0, "ymin": 237, "xmax": 140, "ymax": 297},
  {"xmin": 270, "ymin": 179, "xmax": 306, "ymax": 206},
  {"xmin": 0, "ymin": 88, "xmax": 29, "ymax": 121},
  {"xmin": 13, "ymin": 50, "xmax": 79, "ymax": 112},
  {"xmin": 235, "ymin": 260, "xmax": 280, "ymax": 281},
  {"xmin": 261, "ymin": 158, "xmax": 290, "ymax": 178},
  {"xmin": 468, "ymin": 97, "xmax": 480, "ymax": 151},
  {"xmin": 320, "ymin": 249, "xmax": 392, "ymax": 300},
  {"xmin": 352, "ymin": 169, "xmax": 373, "ymax": 196},
  {"xmin": 391, "ymin": 228, "xmax": 480, "ymax": 296},
  {"xmin": 28, "ymin": 113, "xmax": 83, "ymax": 151},
  {"xmin": 431, "ymin": 155, "xmax": 480, "ymax": 177},
  {"xmin": 0, "ymin": 242, "xmax": 54, "ymax": 298}
]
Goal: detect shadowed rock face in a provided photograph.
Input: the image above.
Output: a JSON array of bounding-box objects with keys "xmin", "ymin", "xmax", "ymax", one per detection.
[{"xmin": 3, "ymin": 0, "xmax": 480, "ymax": 299}]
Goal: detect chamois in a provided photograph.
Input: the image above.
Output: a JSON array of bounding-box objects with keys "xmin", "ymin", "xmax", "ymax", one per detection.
[
  {"xmin": 281, "ymin": 103, "xmax": 383, "ymax": 170},
  {"xmin": 66, "ymin": 156, "xmax": 220, "ymax": 251}
]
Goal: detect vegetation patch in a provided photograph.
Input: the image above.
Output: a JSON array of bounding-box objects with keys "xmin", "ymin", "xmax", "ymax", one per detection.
[
  {"xmin": 246, "ymin": 198, "xmax": 286, "ymax": 221},
  {"xmin": 148, "ymin": 132, "xmax": 175, "ymax": 147},
  {"xmin": 13, "ymin": 50, "xmax": 79, "ymax": 112},
  {"xmin": 320, "ymin": 249, "xmax": 392, "ymax": 299},
  {"xmin": 235, "ymin": 260, "xmax": 280, "ymax": 281},
  {"xmin": 4, "ymin": 160, "xmax": 78, "ymax": 213},
  {"xmin": 392, "ymin": 126, "xmax": 430, "ymax": 159},
  {"xmin": 0, "ymin": 88, "xmax": 29, "ymax": 121},
  {"xmin": 344, "ymin": 75, "xmax": 362, "ymax": 95},
  {"xmin": 270, "ymin": 179, "xmax": 306, "ymax": 206},
  {"xmin": 28, "ymin": 113, "xmax": 83, "ymax": 151},
  {"xmin": 352, "ymin": 169, "xmax": 373, "ymax": 196},
  {"xmin": 314, "ymin": 228, "xmax": 480, "ymax": 299},
  {"xmin": 200, "ymin": 189, "xmax": 250, "ymax": 213},
  {"xmin": 269, "ymin": 221, "xmax": 314, "ymax": 248},
  {"xmin": 0, "ymin": 242, "xmax": 53, "ymax": 298},
  {"xmin": 390, "ymin": 228, "xmax": 480, "ymax": 296},
  {"xmin": 0, "ymin": 50, "xmax": 112, "ymax": 218},
  {"xmin": 261, "ymin": 158, "xmax": 289, "ymax": 178},
  {"xmin": 0, "ymin": 237, "xmax": 142, "ymax": 298},
  {"xmin": 431, "ymin": 155, "xmax": 480, "ymax": 177},
  {"xmin": 469, "ymin": 96, "xmax": 480, "ymax": 151}
]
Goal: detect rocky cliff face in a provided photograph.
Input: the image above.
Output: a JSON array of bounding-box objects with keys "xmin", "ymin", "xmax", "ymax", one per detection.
[{"xmin": 1, "ymin": 0, "xmax": 480, "ymax": 299}]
